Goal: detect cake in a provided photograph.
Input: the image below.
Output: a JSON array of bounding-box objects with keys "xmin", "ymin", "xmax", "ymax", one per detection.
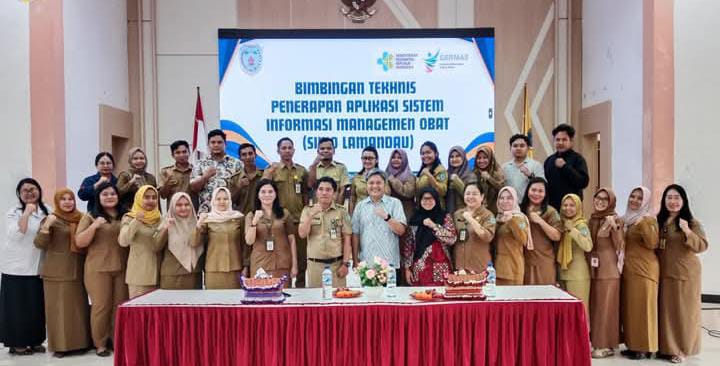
[
  {"xmin": 443, "ymin": 269, "xmax": 487, "ymax": 300},
  {"xmin": 240, "ymin": 269, "xmax": 287, "ymax": 304}
]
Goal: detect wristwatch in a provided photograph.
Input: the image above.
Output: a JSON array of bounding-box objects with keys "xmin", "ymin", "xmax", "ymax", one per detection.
[{"xmin": 384, "ymin": 213, "xmax": 391, "ymax": 222}]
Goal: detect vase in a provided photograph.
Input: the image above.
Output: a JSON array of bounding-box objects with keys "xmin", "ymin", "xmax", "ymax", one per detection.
[{"xmin": 363, "ymin": 286, "xmax": 384, "ymax": 299}]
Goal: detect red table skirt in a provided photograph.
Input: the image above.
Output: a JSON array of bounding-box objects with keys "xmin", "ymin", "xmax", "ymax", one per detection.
[{"xmin": 114, "ymin": 301, "xmax": 590, "ymax": 366}]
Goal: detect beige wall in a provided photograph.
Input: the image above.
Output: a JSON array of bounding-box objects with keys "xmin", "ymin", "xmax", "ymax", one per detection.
[{"xmin": 134, "ymin": 0, "xmax": 575, "ymax": 171}]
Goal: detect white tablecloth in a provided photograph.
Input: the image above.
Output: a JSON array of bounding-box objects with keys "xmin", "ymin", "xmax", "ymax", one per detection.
[{"xmin": 123, "ymin": 285, "xmax": 577, "ymax": 307}]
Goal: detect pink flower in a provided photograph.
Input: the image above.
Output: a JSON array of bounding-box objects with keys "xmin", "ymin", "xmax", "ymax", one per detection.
[
  {"xmin": 366, "ymin": 269, "xmax": 377, "ymax": 279},
  {"xmin": 357, "ymin": 261, "xmax": 367, "ymax": 268},
  {"xmin": 379, "ymin": 258, "xmax": 389, "ymax": 268}
]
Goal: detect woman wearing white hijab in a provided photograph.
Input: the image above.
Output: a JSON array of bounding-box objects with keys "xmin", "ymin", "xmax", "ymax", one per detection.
[
  {"xmin": 493, "ymin": 186, "xmax": 533, "ymax": 285},
  {"xmin": 159, "ymin": 192, "xmax": 203, "ymax": 289},
  {"xmin": 194, "ymin": 187, "xmax": 245, "ymax": 289},
  {"xmin": 620, "ymin": 186, "xmax": 660, "ymax": 360}
]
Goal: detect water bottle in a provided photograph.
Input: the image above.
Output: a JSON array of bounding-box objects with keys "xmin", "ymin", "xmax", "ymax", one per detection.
[
  {"xmin": 385, "ymin": 265, "xmax": 397, "ymax": 298},
  {"xmin": 322, "ymin": 266, "xmax": 333, "ymax": 300},
  {"xmin": 485, "ymin": 261, "xmax": 497, "ymax": 298}
]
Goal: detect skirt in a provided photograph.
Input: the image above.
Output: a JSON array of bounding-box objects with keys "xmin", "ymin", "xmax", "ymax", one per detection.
[{"xmin": 0, "ymin": 273, "xmax": 46, "ymax": 347}]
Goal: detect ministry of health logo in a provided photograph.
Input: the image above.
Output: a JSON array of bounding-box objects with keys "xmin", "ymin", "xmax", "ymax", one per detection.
[
  {"xmin": 423, "ymin": 50, "xmax": 439, "ymax": 73},
  {"xmin": 377, "ymin": 52, "xmax": 394, "ymax": 71},
  {"xmin": 239, "ymin": 44, "xmax": 263, "ymax": 75}
]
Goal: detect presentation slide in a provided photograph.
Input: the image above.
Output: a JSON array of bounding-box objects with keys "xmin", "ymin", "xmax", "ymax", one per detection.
[{"xmin": 218, "ymin": 29, "xmax": 495, "ymax": 172}]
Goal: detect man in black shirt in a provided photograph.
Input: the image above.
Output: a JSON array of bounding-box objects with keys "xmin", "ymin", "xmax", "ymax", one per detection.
[{"xmin": 543, "ymin": 124, "xmax": 590, "ymax": 209}]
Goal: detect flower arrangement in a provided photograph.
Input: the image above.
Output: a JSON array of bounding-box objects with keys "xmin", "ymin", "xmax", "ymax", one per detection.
[{"xmin": 356, "ymin": 256, "xmax": 392, "ymax": 287}]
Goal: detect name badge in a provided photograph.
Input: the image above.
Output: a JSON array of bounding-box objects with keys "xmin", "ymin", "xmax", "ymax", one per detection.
[
  {"xmin": 590, "ymin": 256, "xmax": 599, "ymax": 268},
  {"xmin": 295, "ymin": 183, "xmax": 302, "ymax": 194},
  {"xmin": 266, "ymin": 239, "xmax": 274, "ymax": 252},
  {"xmin": 459, "ymin": 229, "xmax": 467, "ymax": 242},
  {"xmin": 330, "ymin": 227, "xmax": 338, "ymax": 240},
  {"xmin": 659, "ymin": 238, "xmax": 666, "ymax": 250}
]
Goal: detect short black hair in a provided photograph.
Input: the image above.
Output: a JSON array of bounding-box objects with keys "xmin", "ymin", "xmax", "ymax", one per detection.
[
  {"xmin": 318, "ymin": 137, "xmax": 334, "ymax": 148},
  {"xmin": 170, "ymin": 140, "xmax": 190, "ymax": 153},
  {"xmin": 366, "ymin": 168, "xmax": 387, "ymax": 182},
  {"xmin": 277, "ymin": 137, "xmax": 293, "ymax": 148},
  {"xmin": 315, "ymin": 176, "xmax": 337, "ymax": 191},
  {"xmin": 95, "ymin": 152, "xmax": 115, "ymax": 166},
  {"xmin": 551, "ymin": 123, "xmax": 575, "ymax": 138},
  {"xmin": 509, "ymin": 134, "xmax": 530, "ymax": 146},
  {"xmin": 238, "ymin": 143, "xmax": 256, "ymax": 153},
  {"xmin": 207, "ymin": 129, "xmax": 226, "ymax": 141}
]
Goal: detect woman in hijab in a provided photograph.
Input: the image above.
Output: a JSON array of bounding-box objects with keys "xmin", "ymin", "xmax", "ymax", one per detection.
[
  {"xmin": 656, "ymin": 184, "xmax": 708, "ymax": 363},
  {"xmin": 473, "ymin": 146, "xmax": 505, "ymax": 214},
  {"xmin": 520, "ymin": 177, "xmax": 563, "ymax": 285},
  {"xmin": 620, "ymin": 186, "xmax": 659, "ymax": 360},
  {"xmin": 588, "ymin": 188, "xmax": 624, "ymax": 358},
  {"xmin": 386, "ymin": 149, "xmax": 416, "ymax": 221},
  {"xmin": 494, "ymin": 186, "xmax": 533, "ymax": 285},
  {"xmin": 557, "ymin": 194, "xmax": 593, "ymax": 319},
  {"xmin": 195, "ymin": 187, "xmax": 245, "ymax": 289},
  {"xmin": 159, "ymin": 192, "xmax": 203, "ymax": 289},
  {"xmin": 446, "ymin": 146, "xmax": 477, "ymax": 214},
  {"xmin": 116, "ymin": 147, "xmax": 157, "ymax": 211},
  {"xmin": 33, "ymin": 189, "xmax": 91, "ymax": 357},
  {"xmin": 402, "ymin": 187, "xmax": 457, "ymax": 286},
  {"xmin": 119, "ymin": 185, "xmax": 163, "ymax": 298}
]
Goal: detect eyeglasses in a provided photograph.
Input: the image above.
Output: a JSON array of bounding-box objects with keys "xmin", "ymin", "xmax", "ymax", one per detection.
[
  {"xmin": 361, "ymin": 156, "xmax": 376, "ymax": 161},
  {"xmin": 594, "ymin": 196, "xmax": 609, "ymax": 202}
]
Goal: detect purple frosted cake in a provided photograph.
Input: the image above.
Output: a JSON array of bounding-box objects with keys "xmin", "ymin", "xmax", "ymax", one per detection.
[{"xmin": 240, "ymin": 270, "xmax": 287, "ymax": 304}]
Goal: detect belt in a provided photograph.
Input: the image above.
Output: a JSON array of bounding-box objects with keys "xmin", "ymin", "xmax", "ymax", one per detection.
[{"xmin": 308, "ymin": 256, "xmax": 343, "ymax": 264}]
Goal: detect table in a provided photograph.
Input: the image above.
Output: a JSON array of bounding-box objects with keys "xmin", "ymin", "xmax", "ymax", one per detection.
[{"xmin": 114, "ymin": 286, "xmax": 590, "ymax": 366}]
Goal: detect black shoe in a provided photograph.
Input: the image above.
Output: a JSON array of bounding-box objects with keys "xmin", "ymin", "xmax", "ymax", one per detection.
[
  {"xmin": 9, "ymin": 347, "xmax": 33, "ymax": 356},
  {"xmin": 31, "ymin": 345, "xmax": 46, "ymax": 353},
  {"xmin": 96, "ymin": 348, "xmax": 112, "ymax": 357},
  {"xmin": 53, "ymin": 351, "xmax": 66, "ymax": 358}
]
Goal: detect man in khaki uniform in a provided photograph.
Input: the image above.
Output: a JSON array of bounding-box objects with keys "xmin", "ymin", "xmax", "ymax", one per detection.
[
  {"xmin": 231, "ymin": 143, "xmax": 264, "ymax": 215},
  {"xmin": 299, "ymin": 177, "xmax": 352, "ymax": 287},
  {"xmin": 308, "ymin": 137, "xmax": 349, "ymax": 205},
  {"xmin": 263, "ymin": 138, "xmax": 310, "ymax": 287},
  {"xmin": 158, "ymin": 140, "xmax": 197, "ymax": 210}
]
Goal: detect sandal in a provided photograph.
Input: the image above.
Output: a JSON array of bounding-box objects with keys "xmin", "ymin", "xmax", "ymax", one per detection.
[
  {"xmin": 96, "ymin": 348, "xmax": 112, "ymax": 357},
  {"xmin": 669, "ymin": 355, "xmax": 684, "ymax": 364},
  {"xmin": 591, "ymin": 348, "xmax": 613, "ymax": 358},
  {"xmin": 9, "ymin": 347, "xmax": 33, "ymax": 356},
  {"xmin": 32, "ymin": 345, "xmax": 46, "ymax": 353}
]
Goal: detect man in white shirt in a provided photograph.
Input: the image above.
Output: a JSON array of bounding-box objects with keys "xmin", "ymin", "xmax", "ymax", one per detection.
[
  {"xmin": 502, "ymin": 134, "xmax": 545, "ymax": 202},
  {"xmin": 351, "ymin": 170, "xmax": 407, "ymax": 269}
]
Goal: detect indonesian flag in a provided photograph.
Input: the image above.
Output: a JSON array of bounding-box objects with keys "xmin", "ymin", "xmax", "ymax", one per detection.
[{"xmin": 192, "ymin": 87, "xmax": 208, "ymax": 162}]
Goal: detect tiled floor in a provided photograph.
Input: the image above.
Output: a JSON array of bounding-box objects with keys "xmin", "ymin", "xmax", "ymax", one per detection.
[{"xmin": 2, "ymin": 305, "xmax": 719, "ymax": 365}]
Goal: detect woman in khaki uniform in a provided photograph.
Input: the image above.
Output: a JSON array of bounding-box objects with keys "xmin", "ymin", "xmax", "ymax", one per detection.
[
  {"xmin": 159, "ymin": 192, "xmax": 203, "ymax": 289},
  {"xmin": 620, "ymin": 186, "xmax": 659, "ymax": 360},
  {"xmin": 446, "ymin": 146, "xmax": 477, "ymax": 214},
  {"xmin": 349, "ymin": 147, "xmax": 390, "ymax": 215},
  {"xmin": 557, "ymin": 194, "xmax": 593, "ymax": 319},
  {"xmin": 473, "ymin": 146, "xmax": 505, "ymax": 215},
  {"xmin": 520, "ymin": 177, "xmax": 562, "ymax": 285},
  {"xmin": 245, "ymin": 179, "xmax": 298, "ymax": 284},
  {"xmin": 494, "ymin": 186, "xmax": 533, "ymax": 285},
  {"xmin": 75, "ymin": 182, "xmax": 128, "ymax": 357},
  {"xmin": 588, "ymin": 188, "xmax": 624, "ymax": 358},
  {"xmin": 33, "ymin": 189, "xmax": 91, "ymax": 357},
  {"xmin": 656, "ymin": 184, "xmax": 709, "ymax": 363},
  {"xmin": 416, "ymin": 141, "xmax": 449, "ymax": 208},
  {"xmin": 116, "ymin": 147, "xmax": 157, "ymax": 211},
  {"xmin": 453, "ymin": 183, "xmax": 496, "ymax": 273},
  {"xmin": 195, "ymin": 187, "xmax": 245, "ymax": 289},
  {"xmin": 386, "ymin": 149, "xmax": 416, "ymax": 220},
  {"xmin": 119, "ymin": 186, "xmax": 163, "ymax": 298}
]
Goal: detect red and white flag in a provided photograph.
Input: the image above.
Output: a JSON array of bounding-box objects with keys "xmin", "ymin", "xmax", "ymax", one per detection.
[{"xmin": 191, "ymin": 87, "xmax": 208, "ymax": 162}]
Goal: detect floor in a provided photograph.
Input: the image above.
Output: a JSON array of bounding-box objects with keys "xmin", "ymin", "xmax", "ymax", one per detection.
[{"xmin": 2, "ymin": 305, "xmax": 719, "ymax": 365}]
